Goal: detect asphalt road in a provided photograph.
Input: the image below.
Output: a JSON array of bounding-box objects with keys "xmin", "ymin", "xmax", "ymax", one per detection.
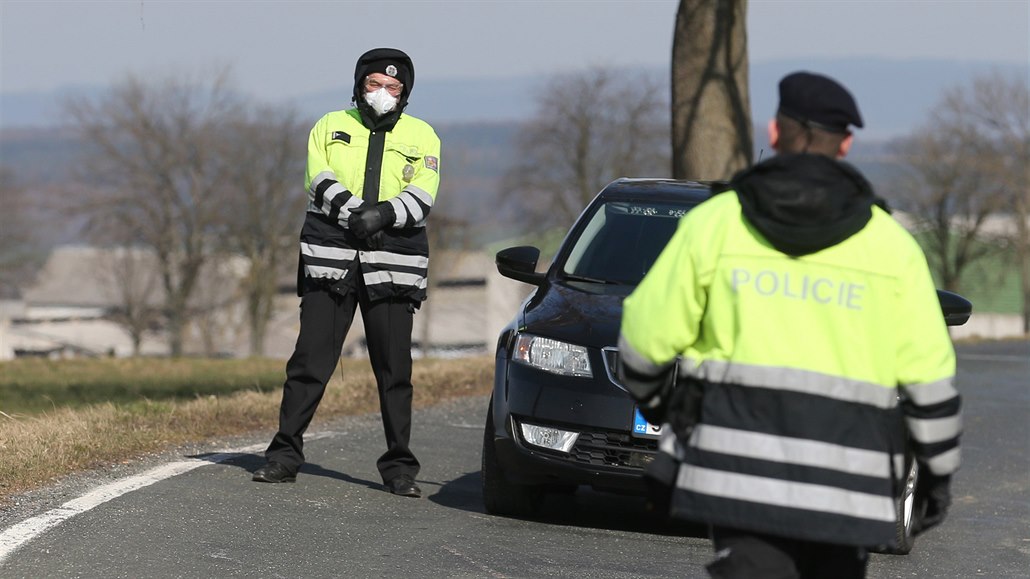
[{"xmin": 1, "ymin": 340, "xmax": 1026, "ymax": 578}]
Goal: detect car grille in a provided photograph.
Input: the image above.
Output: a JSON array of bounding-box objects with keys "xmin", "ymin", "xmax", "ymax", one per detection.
[{"xmin": 570, "ymin": 430, "xmax": 657, "ymax": 470}]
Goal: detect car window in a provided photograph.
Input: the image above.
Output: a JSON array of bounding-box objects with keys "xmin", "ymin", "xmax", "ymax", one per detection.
[{"xmin": 562, "ymin": 200, "xmax": 692, "ymax": 285}]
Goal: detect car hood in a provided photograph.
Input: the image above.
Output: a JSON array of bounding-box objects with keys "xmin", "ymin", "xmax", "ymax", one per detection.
[{"xmin": 521, "ymin": 280, "xmax": 629, "ymax": 350}]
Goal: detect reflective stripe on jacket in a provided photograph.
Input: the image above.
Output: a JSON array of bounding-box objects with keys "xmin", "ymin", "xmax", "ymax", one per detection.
[
  {"xmin": 298, "ymin": 108, "xmax": 440, "ymax": 301},
  {"xmin": 618, "ymin": 191, "xmax": 960, "ymax": 547}
]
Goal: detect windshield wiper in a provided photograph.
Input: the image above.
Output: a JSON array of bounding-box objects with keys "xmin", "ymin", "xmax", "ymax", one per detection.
[{"xmin": 562, "ymin": 272, "xmax": 619, "ymax": 285}]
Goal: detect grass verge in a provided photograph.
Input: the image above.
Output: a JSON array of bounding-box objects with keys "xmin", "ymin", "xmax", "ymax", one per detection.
[
  {"xmin": 0, "ymin": 357, "xmax": 287, "ymax": 414},
  {"xmin": 0, "ymin": 356, "xmax": 492, "ymax": 505}
]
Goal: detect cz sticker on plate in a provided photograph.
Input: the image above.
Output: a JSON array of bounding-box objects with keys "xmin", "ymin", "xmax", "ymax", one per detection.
[{"xmin": 632, "ymin": 408, "xmax": 662, "ymax": 438}]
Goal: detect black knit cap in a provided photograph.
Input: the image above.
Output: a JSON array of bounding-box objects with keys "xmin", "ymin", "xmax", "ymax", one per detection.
[
  {"xmin": 352, "ymin": 48, "xmax": 415, "ymax": 120},
  {"xmin": 778, "ymin": 71, "xmax": 863, "ymax": 133},
  {"xmin": 354, "ymin": 48, "xmax": 413, "ymax": 94},
  {"xmin": 362, "ymin": 57, "xmax": 411, "ymax": 87}
]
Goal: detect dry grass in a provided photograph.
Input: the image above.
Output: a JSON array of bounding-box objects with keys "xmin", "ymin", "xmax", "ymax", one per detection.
[{"xmin": 0, "ymin": 356, "xmax": 492, "ymax": 504}]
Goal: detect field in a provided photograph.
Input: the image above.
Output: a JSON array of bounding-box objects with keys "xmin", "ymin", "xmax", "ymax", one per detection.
[{"xmin": 0, "ymin": 356, "xmax": 493, "ymax": 503}]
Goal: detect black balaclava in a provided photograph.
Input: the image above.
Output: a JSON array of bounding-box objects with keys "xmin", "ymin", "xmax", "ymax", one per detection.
[{"xmin": 352, "ymin": 48, "xmax": 414, "ymax": 131}]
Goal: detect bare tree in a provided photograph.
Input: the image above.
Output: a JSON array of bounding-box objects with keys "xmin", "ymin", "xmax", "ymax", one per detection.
[
  {"xmin": 890, "ymin": 73, "xmax": 1022, "ymax": 300},
  {"xmin": 186, "ymin": 253, "xmax": 248, "ymax": 356},
  {"xmin": 66, "ymin": 70, "xmax": 242, "ymax": 357},
  {"xmin": 501, "ymin": 67, "xmax": 670, "ymax": 232},
  {"xmin": 220, "ymin": 106, "xmax": 307, "ymax": 357},
  {"xmin": 0, "ymin": 167, "xmax": 47, "ymax": 298},
  {"xmin": 930, "ymin": 72, "xmax": 1028, "ymax": 332},
  {"xmin": 76, "ymin": 203, "xmax": 165, "ymax": 357},
  {"xmin": 96, "ymin": 245, "xmax": 162, "ymax": 356},
  {"xmin": 671, "ymin": 0, "xmax": 752, "ymax": 181}
]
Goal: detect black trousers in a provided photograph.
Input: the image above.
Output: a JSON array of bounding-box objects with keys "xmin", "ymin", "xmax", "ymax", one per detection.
[
  {"xmin": 706, "ymin": 526, "xmax": 869, "ymax": 579},
  {"xmin": 264, "ymin": 277, "xmax": 420, "ymax": 483}
]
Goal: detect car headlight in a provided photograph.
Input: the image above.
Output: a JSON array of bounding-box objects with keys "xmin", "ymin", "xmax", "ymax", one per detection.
[
  {"xmin": 513, "ymin": 334, "xmax": 592, "ymax": 377},
  {"xmin": 520, "ymin": 421, "xmax": 579, "ymax": 453}
]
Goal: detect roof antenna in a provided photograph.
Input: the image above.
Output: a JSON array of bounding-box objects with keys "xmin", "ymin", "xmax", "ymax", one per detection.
[{"xmin": 756, "ymin": 149, "xmax": 764, "ymax": 164}]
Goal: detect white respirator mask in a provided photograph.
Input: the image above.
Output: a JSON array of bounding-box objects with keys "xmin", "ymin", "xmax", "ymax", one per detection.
[{"xmin": 364, "ymin": 88, "xmax": 398, "ymax": 116}]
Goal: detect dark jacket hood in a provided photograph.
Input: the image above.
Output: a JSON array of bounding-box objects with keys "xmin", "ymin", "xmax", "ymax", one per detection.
[
  {"xmin": 732, "ymin": 153, "xmax": 884, "ymax": 256},
  {"xmin": 352, "ymin": 47, "xmax": 414, "ymax": 130}
]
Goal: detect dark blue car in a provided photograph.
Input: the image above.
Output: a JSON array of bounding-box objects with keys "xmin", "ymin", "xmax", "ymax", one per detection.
[
  {"xmin": 482, "ymin": 178, "xmax": 713, "ymax": 517},
  {"xmin": 481, "ymin": 175, "xmax": 972, "ymax": 552}
]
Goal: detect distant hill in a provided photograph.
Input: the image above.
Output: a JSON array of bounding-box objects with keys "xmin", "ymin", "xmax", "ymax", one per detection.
[
  {"xmin": 748, "ymin": 57, "xmax": 1026, "ymax": 141},
  {"xmin": 2, "ymin": 58, "xmax": 1023, "ymax": 139}
]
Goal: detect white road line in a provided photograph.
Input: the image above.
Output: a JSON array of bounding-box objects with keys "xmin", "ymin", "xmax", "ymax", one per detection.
[{"xmin": 0, "ymin": 432, "xmax": 336, "ymax": 565}]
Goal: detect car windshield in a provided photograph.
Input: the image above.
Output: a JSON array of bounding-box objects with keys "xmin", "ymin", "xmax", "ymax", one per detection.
[{"xmin": 561, "ymin": 200, "xmax": 693, "ymax": 286}]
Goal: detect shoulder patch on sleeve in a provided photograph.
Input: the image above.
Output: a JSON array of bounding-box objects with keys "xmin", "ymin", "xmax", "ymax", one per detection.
[{"xmin": 424, "ymin": 155, "xmax": 439, "ymax": 172}]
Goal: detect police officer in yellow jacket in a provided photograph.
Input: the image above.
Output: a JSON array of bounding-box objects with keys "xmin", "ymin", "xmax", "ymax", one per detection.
[
  {"xmin": 618, "ymin": 72, "xmax": 960, "ymax": 577},
  {"xmin": 253, "ymin": 48, "xmax": 440, "ymax": 498}
]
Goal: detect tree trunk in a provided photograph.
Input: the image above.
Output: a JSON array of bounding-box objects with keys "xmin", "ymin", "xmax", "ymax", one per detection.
[
  {"xmin": 672, "ymin": 0, "xmax": 752, "ymax": 181},
  {"xmin": 131, "ymin": 332, "xmax": 142, "ymax": 357},
  {"xmin": 247, "ymin": 285, "xmax": 272, "ymax": 357},
  {"xmin": 167, "ymin": 310, "xmax": 184, "ymax": 357}
]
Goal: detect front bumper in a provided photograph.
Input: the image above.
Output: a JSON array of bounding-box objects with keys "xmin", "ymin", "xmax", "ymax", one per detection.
[
  {"xmin": 492, "ymin": 359, "xmax": 658, "ymax": 493},
  {"xmin": 496, "ymin": 421, "xmax": 656, "ymax": 494}
]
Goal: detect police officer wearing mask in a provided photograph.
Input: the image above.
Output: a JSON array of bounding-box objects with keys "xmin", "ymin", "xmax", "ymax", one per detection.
[
  {"xmin": 618, "ymin": 72, "xmax": 961, "ymax": 577},
  {"xmin": 253, "ymin": 48, "xmax": 441, "ymax": 499}
]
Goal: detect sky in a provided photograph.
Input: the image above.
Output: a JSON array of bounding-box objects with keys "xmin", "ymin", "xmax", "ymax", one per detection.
[{"xmin": 2, "ymin": 0, "xmax": 1027, "ymax": 103}]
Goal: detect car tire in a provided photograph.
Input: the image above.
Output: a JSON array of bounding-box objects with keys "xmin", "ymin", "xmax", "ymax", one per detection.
[
  {"xmin": 891, "ymin": 454, "xmax": 919, "ymax": 555},
  {"xmin": 873, "ymin": 451, "xmax": 918, "ymax": 555},
  {"xmin": 482, "ymin": 398, "xmax": 543, "ymax": 517}
]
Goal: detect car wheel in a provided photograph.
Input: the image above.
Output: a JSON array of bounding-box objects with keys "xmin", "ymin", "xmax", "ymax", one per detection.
[
  {"xmin": 870, "ymin": 450, "xmax": 918, "ymax": 556},
  {"xmin": 891, "ymin": 454, "xmax": 918, "ymax": 555},
  {"xmin": 482, "ymin": 398, "xmax": 543, "ymax": 517}
]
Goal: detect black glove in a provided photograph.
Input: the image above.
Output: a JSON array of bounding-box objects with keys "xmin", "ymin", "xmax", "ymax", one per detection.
[
  {"xmin": 637, "ymin": 394, "xmax": 667, "ymax": 426},
  {"xmin": 366, "ymin": 230, "xmax": 385, "ymax": 251},
  {"xmin": 348, "ymin": 202, "xmax": 396, "ymax": 239},
  {"xmin": 667, "ymin": 378, "xmax": 704, "ymax": 440},
  {"xmin": 912, "ymin": 471, "xmax": 951, "ymax": 536}
]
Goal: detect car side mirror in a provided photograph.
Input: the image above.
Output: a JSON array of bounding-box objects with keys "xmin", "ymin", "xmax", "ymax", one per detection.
[
  {"xmin": 496, "ymin": 246, "xmax": 546, "ymax": 286},
  {"xmin": 937, "ymin": 289, "xmax": 972, "ymax": 327}
]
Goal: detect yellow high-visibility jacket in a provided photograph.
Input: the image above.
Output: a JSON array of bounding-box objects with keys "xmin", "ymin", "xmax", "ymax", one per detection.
[
  {"xmin": 299, "ymin": 108, "xmax": 440, "ymax": 301},
  {"xmin": 618, "ymin": 190, "xmax": 960, "ymax": 548}
]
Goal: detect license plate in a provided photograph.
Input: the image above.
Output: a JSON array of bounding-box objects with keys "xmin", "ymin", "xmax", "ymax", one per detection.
[{"xmin": 632, "ymin": 408, "xmax": 662, "ymax": 439}]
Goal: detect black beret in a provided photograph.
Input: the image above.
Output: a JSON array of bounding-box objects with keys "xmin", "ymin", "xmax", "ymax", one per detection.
[
  {"xmin": 363, "ymin": 58, "xmax": 411, "ymax": 88},
  {"xmin": 778, "ymin": 71, "xmax": 863, "ymax": 133}
]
